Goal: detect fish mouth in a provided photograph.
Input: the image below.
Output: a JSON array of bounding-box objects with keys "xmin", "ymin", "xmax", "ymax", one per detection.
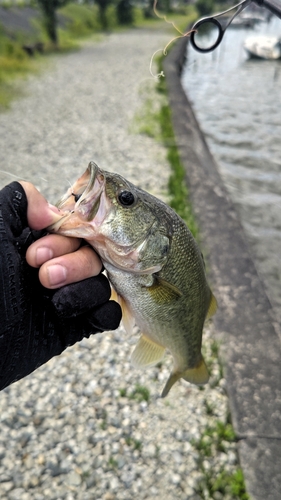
[{"xmin": 47, "ymin": 161, "xmax": 106, "ymax": 234}]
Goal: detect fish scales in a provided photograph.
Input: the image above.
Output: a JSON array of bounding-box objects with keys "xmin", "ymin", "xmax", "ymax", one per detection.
[
  {"xmin": 107, "ymin": 218, "xmax": 210, "ymax": 358},
  {"xmin": 48, "ymin": 161, "xmax": 217, "ymax": 397}
]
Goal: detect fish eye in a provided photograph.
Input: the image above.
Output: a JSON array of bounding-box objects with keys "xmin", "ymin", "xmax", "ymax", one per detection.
[{"xmin": 118, "ymin": 190, "xmax": 135, "ymax": 207}]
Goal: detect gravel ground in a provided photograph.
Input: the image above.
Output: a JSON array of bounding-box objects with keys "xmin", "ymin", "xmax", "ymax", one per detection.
[{"xmin": 0, "ymin": 30, "xmax": 238, "ymax": 499}]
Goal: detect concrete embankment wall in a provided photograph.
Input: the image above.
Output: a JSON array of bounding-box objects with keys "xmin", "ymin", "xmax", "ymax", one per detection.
[{"xmin": 164, "ymin": 37, "xmax": 281, "ymax": 500}]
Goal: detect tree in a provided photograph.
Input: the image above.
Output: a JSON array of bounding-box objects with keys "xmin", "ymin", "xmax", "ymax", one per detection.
[
  {"xmin": 95, "ymin": 0, "xmax": 112, "ymax": 30},
  {"xmin": 37, "ymin": 0, "xmax": 70, "ymax": 47},
  {"xmin": 158, "ymin": 0, "xmax": 172, "ymax": 13},
  {"xmin": 144, "ymin": 0, "xmax": 172, "ymax": 19},
  {"xmin": 196, "ymin": 0, "xmax": 214, "ymax": 16},
  {"xmin": 116, "ymin": 0, "xmax": 134, "ymax": 25}
]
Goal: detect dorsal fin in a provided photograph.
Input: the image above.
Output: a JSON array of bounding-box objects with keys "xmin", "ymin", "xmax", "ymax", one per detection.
[{"xmin": 206, "ymin": 291, "xmax": 217, "ymax": 320}]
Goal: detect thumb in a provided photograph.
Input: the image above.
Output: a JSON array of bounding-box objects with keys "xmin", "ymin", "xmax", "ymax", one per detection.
[{"xmin": 19, "ymin": 181, "xmax": 62, "ymax": 230}]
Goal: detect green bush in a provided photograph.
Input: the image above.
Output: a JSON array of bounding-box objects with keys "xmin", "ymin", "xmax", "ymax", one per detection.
[
  {"xmin": 60, "ymin": 3, "xmax": 100, "ymax": 36},
  {"xmin": 196, "ymin": 0, "xmax": 215, "ymax": 16},
  {"xmin": 116, "ymin": 0, "xmax": 134, "ymax": 25}
]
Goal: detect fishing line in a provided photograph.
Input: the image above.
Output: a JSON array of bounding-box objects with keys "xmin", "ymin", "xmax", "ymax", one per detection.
[
  {"xmin": 153, "ymin": 0, "xmax": 187, "ymax": 36},
  {"xmin": 0, "ymin": 169, "xmax": 29, "ymax": 181},
  {"xmin": 0, "ymin": 169, "xmax": 48, "ymax": 184},
  {"xmin": 149, "ymin": 0, "xmax": 194, "ymax": 80}
]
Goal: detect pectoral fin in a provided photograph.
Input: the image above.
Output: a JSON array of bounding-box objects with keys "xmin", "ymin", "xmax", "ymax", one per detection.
[
  {"xmin": 110, "ymin": 287, "xmax": 135, "ymax": 335},
  {"xmin": 147, "ymin": 276, "xmax": 182, "ymax": 304},
  {"xmin": 161, "ymin": 356, "xmax": 209, "ymax": 398},
  {"xmin": 131, "ymin": 334, "xmax": 165, "ymax": 368},
  {"xmin": 110, "ymin": 287, "xmax": 118, "ymax": 303}
]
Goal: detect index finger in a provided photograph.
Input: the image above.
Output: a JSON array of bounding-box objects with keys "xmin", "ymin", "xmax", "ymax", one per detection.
[{"xmin": 26, "ymin": 233, "xmax": 82, "ymax": 268}]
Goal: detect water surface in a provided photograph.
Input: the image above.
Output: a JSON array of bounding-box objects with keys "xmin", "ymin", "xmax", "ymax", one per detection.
[{"xmin": 181, "ymin": 16, "xmax": 281, "ymax": 324}]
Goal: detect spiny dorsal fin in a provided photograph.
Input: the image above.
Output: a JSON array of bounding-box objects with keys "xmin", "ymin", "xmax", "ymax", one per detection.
[{"xmin": 131, "ymin": 334, "xmax": 165, "ymax": 369}]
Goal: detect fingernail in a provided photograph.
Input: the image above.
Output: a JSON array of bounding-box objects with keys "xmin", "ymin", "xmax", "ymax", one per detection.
[
  {"xmin": 47, "ymin": 264, "xmax": 67, "ymax": 287},
  {"xmin": 36, "ymin": 247, "xmax": 53, "ymax": 266}
]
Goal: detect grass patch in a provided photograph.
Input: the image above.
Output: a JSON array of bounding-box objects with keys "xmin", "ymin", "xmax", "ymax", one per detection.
[
  {"xmin": 99, "ymin": 409, "xmax": 108, "ymax": 430},
  {"xmin": 120, "ymin": 384, "xmax": 150, "ymax": 403},
  {"xmin": 60, "ymin": 3, "xmax": 101, "ymax": 36},
  {"xmin": 125, "ymin": 435, "xmax": 142, "ymax": 450},
  {"xmin": 158, "ymin": 99, "xmax": 198, "ymax": 238},
  {"xmin": 195, "ymin": 421, "xmax": 236, "ymax": 457},
  {"xmin": 154, "ymin": 44, "xmax": 199, "ymax": 238},
  {"xmin": 129, "ymin": 384, "xmax": 150, "ymax": 402},
  {"xmin": 131, "ymin": 4, "xmax": 199, "ymax": 238},
  {"xmin": 134, "ymin": 5, "xmax": 198, "ymax": 33},
  {"xmin": 0, "ymin": 2, "xmax": 101, "ymax": 109},
  {"xmin": 0, "ymin": 39, "xmax": 42, "ymax": 110},
  {"xmin": 192, "ymin": 420, "xmax": 249, "ymax": 499},
  {"xmin": 108, "ymin": 456, "xmax": 118, "ymax": 469},
  {"xmin": 132, "ymin": 82, "xmax": 198, "ymax": 239},
  {"xmin": 191, "ymin": 350, "xmax": 248, "ymax": 500}
]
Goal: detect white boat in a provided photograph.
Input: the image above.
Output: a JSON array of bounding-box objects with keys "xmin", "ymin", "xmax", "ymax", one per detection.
[
  {"xmin": 231, "ymin": 14, "xmax": 265, "ymax": 28},
  {"xmin": 244, "ymin": 35, "xmax": 281, "ymax": 60}
]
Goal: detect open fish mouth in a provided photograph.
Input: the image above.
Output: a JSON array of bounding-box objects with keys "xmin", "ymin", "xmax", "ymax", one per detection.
[{"xmin": 47, "ymin": 161, "xmax": 106, "ymax": 233}]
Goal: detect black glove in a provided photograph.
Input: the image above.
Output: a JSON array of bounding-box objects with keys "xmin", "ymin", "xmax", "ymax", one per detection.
[{"xmin": 0, "ymin": 182, "xmax": 122, "ymax": 390}]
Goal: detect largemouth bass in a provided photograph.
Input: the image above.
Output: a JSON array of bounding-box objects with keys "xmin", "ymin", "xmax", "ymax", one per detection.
[{"xmin": 48, "ymin": 161, "xmax": 217, "ymax": 397}]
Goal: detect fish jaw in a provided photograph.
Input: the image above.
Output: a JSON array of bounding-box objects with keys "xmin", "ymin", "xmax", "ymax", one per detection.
[{"xmin": 47, "ymin": 161, "xmax": 111, "ymax": 238}]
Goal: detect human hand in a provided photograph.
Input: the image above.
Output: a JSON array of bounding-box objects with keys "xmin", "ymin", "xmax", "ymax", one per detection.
[
  {"xmin": 0, "ymin": 182, "xmax": 122, "ymax": 390},
  {"xmin": 21, "ymin": 180, "xmax": 103, "ymax": 289}
]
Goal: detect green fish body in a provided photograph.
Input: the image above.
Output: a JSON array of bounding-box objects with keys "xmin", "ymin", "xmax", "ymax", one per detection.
[{"xmin": 49, "ymin": 161, "xmax": 217, "ymax": 397}]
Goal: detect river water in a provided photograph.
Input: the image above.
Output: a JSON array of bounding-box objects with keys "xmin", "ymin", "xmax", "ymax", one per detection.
[{"xmin": 181, "ymin": 15, "xmax": 281, "ymax": 325}]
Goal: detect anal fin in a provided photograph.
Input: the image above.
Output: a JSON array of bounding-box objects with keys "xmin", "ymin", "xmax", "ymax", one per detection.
[{"xmin": 131, "ymin": 334, "xmax": 165, "ymax": 369}]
